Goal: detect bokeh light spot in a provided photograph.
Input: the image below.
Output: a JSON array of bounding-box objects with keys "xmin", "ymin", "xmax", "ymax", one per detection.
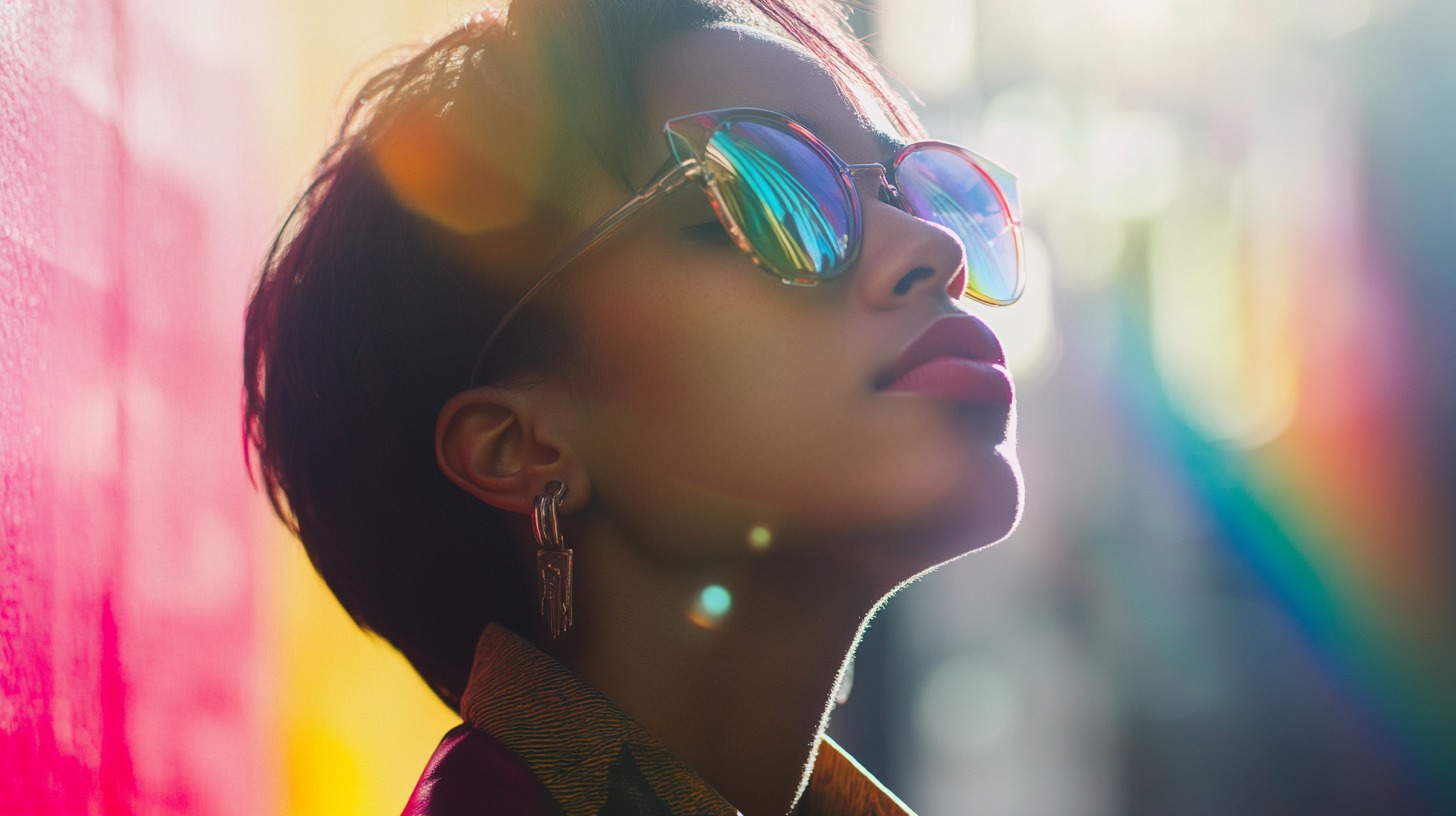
[
  {"xmin": 878, "ymin": 0, "xmax": 976, "ymax": 100},
  {"xmin": 747, "ymin": 525, "xmax": 772, "ymax": 550},
  {"xmin": 1086, "ymin": 111, "xmax": 1183, "ymax": 221},
  {"xmin": 914, "ymin": 657, "xmax": 1018, "ymax": 759},
  {"xmin": 688, "ymin": 585, "xmax": 733, "ymax": 630},
  {"xmin": 979, "ymin": 85, "xmax": 1071, "ymax": 204},
  {"xmin": 700, "ymin": 585, "xmax": 731, "ymax": 616}
]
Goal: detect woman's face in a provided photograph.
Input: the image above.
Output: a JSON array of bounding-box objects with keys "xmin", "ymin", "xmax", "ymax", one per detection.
[{"xmin": 546, "ymin": 27, "xmax": 1022, "ymax": 585}]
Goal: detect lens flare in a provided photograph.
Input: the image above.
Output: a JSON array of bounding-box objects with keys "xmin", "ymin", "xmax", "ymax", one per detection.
[
  {"xmin": 688, "ymin": 585, "xmax": 733, "ymax": 630},
  {"xmin": 372, "ymin": 109, "xmax": 542, "ymax": 235}
]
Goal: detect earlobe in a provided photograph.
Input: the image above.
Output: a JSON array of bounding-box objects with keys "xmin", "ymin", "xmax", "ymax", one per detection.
[{"xmin": 435, "ymin": 387, "xmax": 590, "ymax": 515}]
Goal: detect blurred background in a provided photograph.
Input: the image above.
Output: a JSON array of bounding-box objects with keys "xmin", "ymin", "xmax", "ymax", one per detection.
[{"xmin": 2, "ymin": 0, "xmax": 1453, "ymax": 813}]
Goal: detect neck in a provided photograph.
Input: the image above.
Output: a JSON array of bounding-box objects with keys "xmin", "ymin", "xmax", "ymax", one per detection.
[{"xmin": 546, "ymin": 528, "xmax": 882, "ymax": 816}]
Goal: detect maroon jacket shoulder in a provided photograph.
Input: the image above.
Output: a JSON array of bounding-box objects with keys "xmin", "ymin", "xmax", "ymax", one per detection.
[{"xmin": 401, "ymin": 723, "xmax": 564, "ymax": 816}]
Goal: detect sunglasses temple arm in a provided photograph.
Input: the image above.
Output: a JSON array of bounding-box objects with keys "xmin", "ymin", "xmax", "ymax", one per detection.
[{"xmin": 470, "ymin": 160, "xmax": 693, "ymax": 382}]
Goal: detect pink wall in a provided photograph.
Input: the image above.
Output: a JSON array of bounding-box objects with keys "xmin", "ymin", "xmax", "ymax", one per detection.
[{"xmin": 1, "ymin": 1, "xmax": 268, "ymax": 813}]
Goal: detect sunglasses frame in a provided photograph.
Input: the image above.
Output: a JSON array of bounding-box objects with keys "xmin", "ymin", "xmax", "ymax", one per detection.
[{"xmin": 470, "ymin": 107, "xmax": 1023, "ymax": 384}]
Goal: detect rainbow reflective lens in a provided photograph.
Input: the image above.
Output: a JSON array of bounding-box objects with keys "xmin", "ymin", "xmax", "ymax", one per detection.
[
  {"xmin": 472, "ymin": 108, "xmax": 1024, "ymax": 382},
  {"xmin": 666, "ymin": 108, "xmax": 1024, "ymax": 305},
  {"xmin": 692, "ymin": 118, "xmax": 857, "ymax": 285},
  {"xmin": 894, "ymin": 144, "xmax": 1022, "ymax": 305}
]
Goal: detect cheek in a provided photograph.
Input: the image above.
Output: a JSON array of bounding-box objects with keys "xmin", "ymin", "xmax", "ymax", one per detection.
[
  {"xmin": 563, "ymin": 252, "xmax": 1022, "ymax": 556},
  {"xmin": 574, "ymin": 263, "xmax": 750, "ymax": 422},
  {"xmin": 565, "ymin": 257, "xmax": 856, "ymax": 538},
  {"xmin": 573, "ymin": 259, "xmax": 812, "ymax": 473}
]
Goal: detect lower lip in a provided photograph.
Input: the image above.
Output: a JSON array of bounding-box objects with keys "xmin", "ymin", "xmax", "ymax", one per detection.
[{"xmin": 882, "ymin": 357, "xmax": 1014, "ymax": 407}]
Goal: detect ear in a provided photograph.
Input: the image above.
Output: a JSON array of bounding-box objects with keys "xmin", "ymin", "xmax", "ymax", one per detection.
[{"xmin": 435, "ymin": 385, "xmax": 591, "ymax": 516}]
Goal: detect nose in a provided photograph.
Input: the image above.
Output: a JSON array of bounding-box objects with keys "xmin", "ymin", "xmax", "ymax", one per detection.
[{"xmin": 850, "ymin": 182, "xmax": 968, "ymax": 309}]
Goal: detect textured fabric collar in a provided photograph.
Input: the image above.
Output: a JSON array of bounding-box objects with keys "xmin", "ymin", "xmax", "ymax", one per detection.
[{"xmin": 459, "ymin": 625, "xmax": 916, "ymax": 816}]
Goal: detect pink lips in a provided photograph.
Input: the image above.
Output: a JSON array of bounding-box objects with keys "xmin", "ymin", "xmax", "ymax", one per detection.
[{"xmin": 876, "ymin": 314, "xmax": 1013, "ymax": 408}]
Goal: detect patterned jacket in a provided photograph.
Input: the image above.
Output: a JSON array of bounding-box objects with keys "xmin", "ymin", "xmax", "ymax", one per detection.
[{"xmin": 401, "ymin": 625, "xmax": 916, "ymax": 815}]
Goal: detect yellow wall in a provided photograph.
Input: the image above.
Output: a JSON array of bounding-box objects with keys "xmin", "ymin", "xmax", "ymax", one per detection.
[
  {"xmin": 272, "ymin": 542, "xmax": 458, "ymax": 815},
  {"xmin": 259, "ymin": 2, "xmax": 482, "ymax": 814}
]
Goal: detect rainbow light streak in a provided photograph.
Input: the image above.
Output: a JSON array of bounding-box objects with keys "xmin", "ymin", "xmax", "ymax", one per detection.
[{"xmin": 1105, "ymin": 286, "xmax": 1456, "ymax": 811}]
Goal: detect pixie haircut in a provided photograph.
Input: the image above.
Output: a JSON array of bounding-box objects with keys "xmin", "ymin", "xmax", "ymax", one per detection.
[{"xmin": 244, "ymin": 0, "xmax": 922, "ymax": 707}]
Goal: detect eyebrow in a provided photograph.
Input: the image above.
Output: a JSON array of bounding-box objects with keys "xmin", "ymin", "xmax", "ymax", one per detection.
[{"xmin": 783, "ymin": 110, "xmax": 905, "ymax": 165}]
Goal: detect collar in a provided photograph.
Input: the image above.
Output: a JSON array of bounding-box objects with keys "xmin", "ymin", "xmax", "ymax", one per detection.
[{"xmin": 459, "ymin": 625, "xmax": 917, "ymax": 816}]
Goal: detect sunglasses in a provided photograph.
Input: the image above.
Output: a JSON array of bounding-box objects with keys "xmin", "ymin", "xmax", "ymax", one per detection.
[{"xmin": 472, "ymin": 107, "xmax": 1023, "ymax": 379}]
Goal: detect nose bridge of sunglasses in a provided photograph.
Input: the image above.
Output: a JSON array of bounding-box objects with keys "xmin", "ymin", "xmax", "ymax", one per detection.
[{"xmin": 845, "ymin": 163, "xmax": 903, "ymax": 207}]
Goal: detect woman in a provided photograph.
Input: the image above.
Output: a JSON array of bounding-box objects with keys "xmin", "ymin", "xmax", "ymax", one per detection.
[{"xmin": 244, "ymin": 0, "xmax": 1024, "ymax": 812}]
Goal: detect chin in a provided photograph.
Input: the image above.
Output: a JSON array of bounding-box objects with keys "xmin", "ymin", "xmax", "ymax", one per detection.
[
  {"xmin": 928, "ymin": 399, "xmax": 1023, "ymax": 543},
  {"xmin": 924, "ymin": 441, "xmax": 1024, "ymax": 563},
  {"xmin": 840, "ymin": 453, "xmax": 1022, "ymax": 594}
]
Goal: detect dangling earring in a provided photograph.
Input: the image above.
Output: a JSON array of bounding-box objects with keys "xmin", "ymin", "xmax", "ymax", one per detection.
[{"xmin": 532, "ymin": 480, "xmax": 573, "ymax": 638}]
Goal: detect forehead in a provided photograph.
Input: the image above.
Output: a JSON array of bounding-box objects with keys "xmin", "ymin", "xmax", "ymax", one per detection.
[{"xmin": 637, "ymin": 26, "xmax": 902, "ymax": 169}]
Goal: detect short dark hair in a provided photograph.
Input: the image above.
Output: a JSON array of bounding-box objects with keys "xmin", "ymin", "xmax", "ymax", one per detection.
[{"xmin": 243, "ymin": 0, "xmax": 921, "ymax": 708}]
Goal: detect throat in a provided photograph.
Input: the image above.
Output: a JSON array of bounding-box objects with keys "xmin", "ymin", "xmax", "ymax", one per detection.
[{"xmin": 550, "ymin": 545, "xmax": 878, "ymax": 816}]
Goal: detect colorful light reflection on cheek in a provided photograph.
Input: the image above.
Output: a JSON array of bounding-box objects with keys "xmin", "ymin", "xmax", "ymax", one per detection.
[{"xmin": 687, "ymin": 584, "xmax": 733, "ymax": 630}]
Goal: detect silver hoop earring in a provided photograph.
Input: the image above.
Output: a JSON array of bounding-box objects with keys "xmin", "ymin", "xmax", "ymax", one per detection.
[{"xmin": 532, "ymin": 480, "xmax": 573, "ymax": 638}]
